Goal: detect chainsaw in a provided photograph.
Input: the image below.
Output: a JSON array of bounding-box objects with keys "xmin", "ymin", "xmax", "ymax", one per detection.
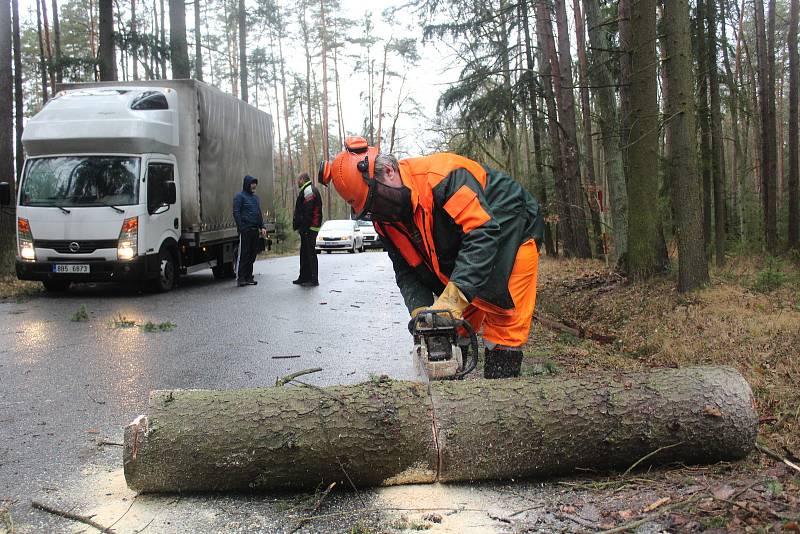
[{"xmin": 409, "ymin": 310, "xmax": 479, "ymax": 381}]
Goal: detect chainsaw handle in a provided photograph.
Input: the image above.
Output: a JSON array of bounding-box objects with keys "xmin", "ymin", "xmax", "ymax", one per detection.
[{"xmin": 453, "ymin": 318, "xmax": 479, "ymax": 380}]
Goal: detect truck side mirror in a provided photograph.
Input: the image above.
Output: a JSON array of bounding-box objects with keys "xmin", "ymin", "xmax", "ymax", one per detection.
[
  {"xmin": 0, "ymin": 182, "xmax": 10, "ymax": 206},
  {"xmin": 165, "ymin": 181, "xmax": 177, "ymax": 205}
]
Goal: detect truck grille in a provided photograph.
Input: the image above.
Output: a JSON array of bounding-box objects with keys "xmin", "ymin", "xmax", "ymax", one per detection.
[{"xmin": 35, "ymin": 240, "xmax": 118, "ymax": 254}]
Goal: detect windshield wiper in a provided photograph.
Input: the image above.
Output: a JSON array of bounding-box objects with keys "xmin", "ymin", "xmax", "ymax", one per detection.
[
  {"xmin": 56, "ymin": 205, "xmax": 71, "ymax": 214},
  {"xmin": 101, "ymin": 202, "xmax": 125, "ymax": 213}
]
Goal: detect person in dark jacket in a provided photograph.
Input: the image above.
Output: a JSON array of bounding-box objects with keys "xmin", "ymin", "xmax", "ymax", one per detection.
[
  {"xmin": 292, "ymin": 172, "xmax": 323, "ymax": 286},
  {"xmin": 233, "ymin": 175, "xmax": 266, "ymax": 287},
  {"xmin": 318, "ymin": 137, "xmax": 543, "ymax": 378}
]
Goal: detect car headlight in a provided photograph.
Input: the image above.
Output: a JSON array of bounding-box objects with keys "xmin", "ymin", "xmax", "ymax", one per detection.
[{"xmin": 340, "ymin": 236, "xmax": 349, "ymax": 241}]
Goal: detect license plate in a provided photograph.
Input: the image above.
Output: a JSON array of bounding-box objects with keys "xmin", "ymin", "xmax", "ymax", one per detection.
[{"xmin": 53, "ymin": 264, "xmax": 90, "ymax": 274}]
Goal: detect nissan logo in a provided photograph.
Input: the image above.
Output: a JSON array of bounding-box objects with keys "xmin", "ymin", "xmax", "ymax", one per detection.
[{"xmin": 68, "ymin": 242, "xmax": 80, "ymax": 253}]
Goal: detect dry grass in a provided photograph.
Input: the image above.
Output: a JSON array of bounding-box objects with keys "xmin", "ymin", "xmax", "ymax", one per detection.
[
  {"xmin": 531, "ymin": 254, "xmax": 800, "ymax": 453},
  {"xmin": 0, "ymin": 275, "xmax": 42, "ymax": 302}
]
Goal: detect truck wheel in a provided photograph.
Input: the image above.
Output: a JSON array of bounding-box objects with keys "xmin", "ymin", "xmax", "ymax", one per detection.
[
  {"xmin": 152, "ymin": 249, "xmax": 177, "ymax": 292},
  {"xmin": 42, "ymin": 280, "xmax": 71, "ymax": 293}
]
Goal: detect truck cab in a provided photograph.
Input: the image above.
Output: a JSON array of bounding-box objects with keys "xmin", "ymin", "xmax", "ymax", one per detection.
[{"xmin": 0, "ymin": 81, "xmax": 273, "ymax": 292}]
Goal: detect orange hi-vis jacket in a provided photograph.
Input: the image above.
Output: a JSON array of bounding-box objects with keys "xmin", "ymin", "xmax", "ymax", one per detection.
[{"xmin": 374, "ymin": 153, "xmax": 543, "ymax": 316}]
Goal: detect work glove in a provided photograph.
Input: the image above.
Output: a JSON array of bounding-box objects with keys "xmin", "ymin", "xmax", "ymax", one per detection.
[{"xmin": 429, "ymin": 282, "xmax": 469, "ymax": 320}]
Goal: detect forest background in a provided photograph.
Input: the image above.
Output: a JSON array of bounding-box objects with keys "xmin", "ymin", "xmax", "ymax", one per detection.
[{"xmin": 0, "ymin": 0, "xmax": 798, "ymax": 294}]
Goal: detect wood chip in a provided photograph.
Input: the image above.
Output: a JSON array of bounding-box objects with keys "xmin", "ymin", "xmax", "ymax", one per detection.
[{"xmin": 642, "ymin": 497, "xmax": 670, "ymax": 513}]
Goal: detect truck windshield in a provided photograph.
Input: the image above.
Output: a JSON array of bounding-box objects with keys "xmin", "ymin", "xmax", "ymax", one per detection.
[{"xmin": 20, "ymin": 156, "xmax": 140, "ymax": 208}]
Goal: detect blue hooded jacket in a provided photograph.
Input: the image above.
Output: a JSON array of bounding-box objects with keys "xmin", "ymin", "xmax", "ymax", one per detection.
[{"xmin": 233, "ymin": 175, "xmax": 265, "ymax": 232}]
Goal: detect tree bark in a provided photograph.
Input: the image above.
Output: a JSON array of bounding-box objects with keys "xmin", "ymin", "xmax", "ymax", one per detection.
[
  {"xmin": 238, "ymin": 0, "xmax": 246, "ymax": 101},
  {"xmin": 664, "ymin": 0, "xmax": 709, "ymax": 292},
  {"xmin": 194, "ymin": 0, "xmax": 202, "ymax": 81},
  {"xmin": 618, "ymin": 0, "xmax": 632, "ymax": 185},
  {"xmin": 584, "ymin": 0, "xmax": 628, "ymax": 264},
  {"xmin": 553, "ymin": 0, "xmax": 592, "ymax": 259},
  {"xmin": 40, "ymin": 0, "xmax": 54, "ymax": 93},
  {"xmin": 36, "ymin": 0, "xmax": 49, "ymax": 99},
  {"xmin": 11, "ymin": 0, "xmax": 22, "ymax": 183},
  {"xmin": 0, "ymin": 0, "xmax": 13, "ymax": 185},
  {"xmin": 627, "ymin": 0, "xmax": 669, "ymax": 278},
  {"xmin": 159, "ymin": 0, "xmax": 166, "ymax": 78},
  {"xmin": 535, "ymin": 0, "xmax": 571, "ymax": 256},
  {"xmin": 755, "ymin": 0, "xmax": 776, "ymax": 251},
  {"xmin": 519, "ymin": 1, "xmax": 555, "ymax": 256},
  {"xmin": 51, "ymin": 0, "xmax": 61, "ymax": 85},
  {"xmin": 98, "ymin": 0, "xmax": 116, "ymax": 80},
  {"xmin": 706, "ymin": 0, "xmax": 726, "ymax": 266},
  {"xmin": 696, "ymin": 0, "xmax": 712, "ymax": 251},
  {"xmin": 789, "ymin": 0, "xmax": 799, "ymax": 248},
  {"xmin": 124, "ymin": 366, "xmax": 757, "ymax": 493},
  {"xmin": 720, "ymin": 0, "xmax": 745, "ymax": 242},
  {"xmin": 168, "ymin": 0, "xmax": 190, "ymax": 78},
  {"xmin": 573, "ymin": 0, "xmax": 603, "ymax": 257}
]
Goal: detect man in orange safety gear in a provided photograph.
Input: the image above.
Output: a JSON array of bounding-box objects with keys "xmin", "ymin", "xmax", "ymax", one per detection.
[{"xmin": 318, "ymin": 137, "xmax": 544, "ymax": 378}]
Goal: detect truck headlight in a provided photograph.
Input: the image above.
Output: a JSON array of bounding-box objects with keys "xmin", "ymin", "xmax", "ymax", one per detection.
[
  {"xmin": 17, "ymin": 217, "xmax": 35, "ymax": 261},
  {"xmin": 20, "ymin": 240, "xmax": 35, "ymax": 260},
  {"xmin": 118, "ymin": 217, "xmax": 138, "ymax": 261}
]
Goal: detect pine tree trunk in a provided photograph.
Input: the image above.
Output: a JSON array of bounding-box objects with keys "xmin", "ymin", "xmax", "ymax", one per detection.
[
  {"xmin": 278, "ymin": 25, "xmax": 295, "ymax": 184},
  {"xmin": 583, "ymin": 0, "xmax": 628, "ymax": 264},
  {"xmin": 706, "ymin": 0, "xmax": 727, "ymax": 266},
  {"xmin": 40, "ymin": 0, "xmax": 54, "ymax": 93},
  {"xmin": 664, "ymin": 0, "xmax": 710, "ymax": 292},
  {"xmin": 159, "ymin": 0, "xmax": 166, "ymax": 78},
  {"xmin": 618, "ymin": 0, "xmax": 632, "ymax": 185},
  {"xmin": 627, "ymin": 0, "xmax": 669, "ymax": 279},
  {"xmin": 124, "ymin": 366, "xmax": 757, "ymax": 493},
  {"xmin": 789, "ymin": 0, "xmax": 799, "ymax": 248},
  {"xmin": 169, "ymin": 0, "xmax": 190, "ymax": 78},
  {"xmin": 696, "ymin": 0, "xmax": 713, "ymax": 251},
  {"xmin": 519, "ymin": 1, "xmax": 555, "ymax": 256},
  {"xmin": 51, "ymin": 0, "xmax": 61, "ymax": 85},
  {"xmin": 194, "ymin": 0, "xmax": 202, "ymax": 81},
  {"xmin": 12, "ymin": 0, "xmax": 23, "ymax": 183},
  {"xmin": 535, "ymin": 1, "xmax": 572, "ymax": 256},
  {"xmin": 376, "ymin": 40, "xmax": 389, "ymax": 150},
  {"xmin": 766, "ymin": 0, "xmax": 777, "ymax": 251},
  {"xmin": 720, "ymin": 0, "xmax": 745, "ymax": 242},
  {"xmin": 238, "ymin": 0, "xmax": 246, "ymax": 101},
  {"xmin": 0, "ymin": 0, "xmax": 12, "ymax": 185},
  {"xmin": 755, "ymin": 0, "xmax": 776, "ymax": 251},
  {"xmin": 553, "ymin": 0, "xmax": 591, "ymax": 259},
  {"xmin": 98, "ymin": 0, "xmax": 116, "ymax": 80},
  {"xmin": 572, "ymin": 0, "xmax": 603, "ymax": 256},
  {"xmin": 36, "ymin": 0, "xmax": 49, "ymax": 98},
  {"xmin": 319, "ymin": 0, "xmax": 330, "ymax": 164}
]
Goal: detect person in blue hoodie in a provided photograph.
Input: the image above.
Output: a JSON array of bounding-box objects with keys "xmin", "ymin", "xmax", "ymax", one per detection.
[{"xmin": 232, "ymin": 175, "xmax": 266, "ymax": 287}]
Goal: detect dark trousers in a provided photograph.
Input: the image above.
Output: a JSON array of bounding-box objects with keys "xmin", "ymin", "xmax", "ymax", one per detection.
[
  {"xmin": 298, "ymin": 230, "xmax": 318, "ymax": 283},
  {"xmin": 237, "ymin": 229, "xmax": 260, "ymax": 281}
]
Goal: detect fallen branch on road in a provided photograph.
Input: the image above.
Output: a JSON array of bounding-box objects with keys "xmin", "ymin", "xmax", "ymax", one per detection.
[
  {"xmin": 275, "ymin": 367, "xmax": 323, "ymax": 387},
  {"xmin": 31, "ymin": 500, "xmax": 115, "ymax": 533}
]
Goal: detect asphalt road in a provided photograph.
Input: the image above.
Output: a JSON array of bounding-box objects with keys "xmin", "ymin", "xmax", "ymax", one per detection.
[{"xmin": 0, "ymin": 250, "xmax": 425, "ymax": 533}]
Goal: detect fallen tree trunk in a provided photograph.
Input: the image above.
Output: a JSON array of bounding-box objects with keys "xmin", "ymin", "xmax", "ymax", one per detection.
[{"xmin": 124, "ymin": 366, "xmax": 757, "ymax": 493}]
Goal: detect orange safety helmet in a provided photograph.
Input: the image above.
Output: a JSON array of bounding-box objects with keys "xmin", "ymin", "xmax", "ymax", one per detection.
[{"xmin": 318, "ymin": 136, "xmax": 379, "ymax": 218}]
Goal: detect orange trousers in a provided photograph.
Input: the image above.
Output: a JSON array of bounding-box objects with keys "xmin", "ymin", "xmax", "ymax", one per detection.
[{"xmin": 462, "ymin": 239, "xmax": 539, "ymax": 348}]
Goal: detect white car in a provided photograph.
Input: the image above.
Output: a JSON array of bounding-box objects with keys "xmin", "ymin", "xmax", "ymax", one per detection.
[
  {"xmin": 315, "ymin": 219, "xmax": 364, "ymax": 254},
  {"xmin": 356, "ymin": 219, "xmax": 383, "ymax": 250}
]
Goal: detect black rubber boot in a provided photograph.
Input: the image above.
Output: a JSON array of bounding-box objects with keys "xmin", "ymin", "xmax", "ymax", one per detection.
[{"xmin": 483, "ymin": 348, "xmax": 523, "ymax": 379}]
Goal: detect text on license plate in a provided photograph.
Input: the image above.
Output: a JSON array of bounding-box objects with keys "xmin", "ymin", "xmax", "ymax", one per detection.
[{"xmin": 53, "ymin": 264, "xmax": 90, "ymax": 274}]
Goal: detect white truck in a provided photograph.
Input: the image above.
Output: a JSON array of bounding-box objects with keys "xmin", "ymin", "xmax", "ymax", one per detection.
[{"xmin": 0, "ymin": 80, "xmax": 274, "ymax": 292}]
